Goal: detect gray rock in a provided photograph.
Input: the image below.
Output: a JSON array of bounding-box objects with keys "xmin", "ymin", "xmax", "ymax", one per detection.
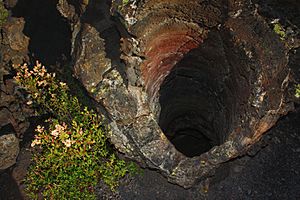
[{"xmin": 0, "ymin": 133, "xmax": 19, "ymax": 170}]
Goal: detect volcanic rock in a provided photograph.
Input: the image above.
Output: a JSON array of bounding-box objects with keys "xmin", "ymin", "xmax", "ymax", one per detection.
[{"xmin": 60, "ymin": 0, "xmax": 297, "ymax": 187}]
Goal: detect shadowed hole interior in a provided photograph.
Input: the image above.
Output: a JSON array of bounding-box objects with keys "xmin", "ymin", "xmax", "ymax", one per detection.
[
  {"xmin": 158, "ymin": 31, "xmax": 247, "ymax": 157},
  {"xmin": 158, "ymin": 60, "xmax": 220, "ymax": 157}
]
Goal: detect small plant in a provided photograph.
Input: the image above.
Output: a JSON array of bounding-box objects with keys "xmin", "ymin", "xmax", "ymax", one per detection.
[
  {"xmin": 14, "ymin": 62, "xmax": 138, "ymax": 199},
  {"xmin": 273, "ymin": 23, "xmax": 286, "ymax": 40},
  {"xmin": 0, "ymin": 0, "xmax": 8, "ymax": 29},
  {"xmin": 296, "ymin": 84, "xmax": 300, "ymax": 98}
]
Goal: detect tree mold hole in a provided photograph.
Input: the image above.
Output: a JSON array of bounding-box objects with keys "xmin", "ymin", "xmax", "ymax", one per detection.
[{"xmin": 157, "ymin": 52, "xmax": 220, "ymax": 157}]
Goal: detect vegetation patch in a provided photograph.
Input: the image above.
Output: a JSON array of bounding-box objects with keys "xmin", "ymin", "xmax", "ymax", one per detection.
[
  {"xmin": 296, "ymin": 84, "xmax": 300, "ymax": 98},
  {"xmin": 13, "ymin": 62, "xmax": 138, "ymax": 199},
  {"xmin": 273, "ymin": 23, "xmax": 286, "ymax": 40}
]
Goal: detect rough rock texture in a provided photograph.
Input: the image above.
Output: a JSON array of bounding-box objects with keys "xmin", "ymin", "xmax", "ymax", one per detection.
[
  {"xmin": 56, "ymin": 0, "xmax": 297, "ymax": 188},
  {"xmin": 0, "ymin": 134, "xmax": 19, "ymax": 170},
  {"xmin": 0, "ymin": 12, "xmax": 33, "ymax": 174},
  {"xmin": 0, "ymin": 17, "xmax": 31, "ymax": 138},
  {"xmin": 0, "ymin": 17, "xmax": 29, "ymax": 65}
]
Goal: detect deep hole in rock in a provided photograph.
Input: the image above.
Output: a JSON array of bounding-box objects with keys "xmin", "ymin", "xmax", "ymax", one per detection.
[
  {"xmin": 158, "ymin": 57, "xmax": 220, "ymax": 157},
  {"xmin": 12, "ymin": 0, "xmax": 71, "ymax": 66},
  {"xmin": 157, "ymin": 31, "xmax": 246, "ymax": 157}
]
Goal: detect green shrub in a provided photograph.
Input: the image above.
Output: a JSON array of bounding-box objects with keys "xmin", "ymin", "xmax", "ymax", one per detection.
[
  {"xmin": 14, "ymin": 62, "xmax": 138, "ymax": 199},
  {"xmin": 0, "ymin": 0, "xmax": 8, "ymax": 29}
]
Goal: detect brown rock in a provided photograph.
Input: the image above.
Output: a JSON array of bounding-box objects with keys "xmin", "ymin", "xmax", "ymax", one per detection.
[{"xmin": 2, "ymin": 18, "xmax": 29, "ymax": 52}]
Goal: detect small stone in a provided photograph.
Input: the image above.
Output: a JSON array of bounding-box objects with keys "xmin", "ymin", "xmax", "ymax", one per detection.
[{"xmin": 0, "ymin": 133, "xmax": 19, "ymax": 170}]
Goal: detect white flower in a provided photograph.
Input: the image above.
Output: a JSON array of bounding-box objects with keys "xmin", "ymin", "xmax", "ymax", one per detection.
[
  {"xmin": 59, "ymin": 82, "xmax": 66, "ymax": 87},
  {"xmin": 33, "ymin": 93, "xmax": 39, "ymax": 98}
]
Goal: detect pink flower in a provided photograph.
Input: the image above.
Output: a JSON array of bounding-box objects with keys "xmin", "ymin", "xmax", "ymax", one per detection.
[
  {"xmin": 21, "ymin": 64, "xmax": 28, "ymax": 70},
  {"xmin": 35, "ymin": 125, "xmax": 44, "ymax": 133},
  {"xmin": 38, "ymin": 72, "xmax": 45, "ymax": 77},
  {"xmin": 50, "ymin": 129, "xmax": 59, "ymax": 137},
  {"xmin": 37, "ymin": 80, "xmax": 47, "ymax": 86},
  {"xmin": 24, "ymin": 69, "xmax": 30, "ymax": 78},
  {"xmin": 31, "ymin": 139, "xmax": 41, "ymax": 147},
  {"xmin": 55, "ymin": 123, "xmax": 66, "ymax": 132},
  {"xmin": 50, "ymin": 123, "xmax": 67, "ymax": 138},
  {"xmin": 33, "ymin": 65, "xmax": 39, "ymax": 72},
  {"xmin": 62, "ymin": 139, "xmax": 74, "ymax": 147}
]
